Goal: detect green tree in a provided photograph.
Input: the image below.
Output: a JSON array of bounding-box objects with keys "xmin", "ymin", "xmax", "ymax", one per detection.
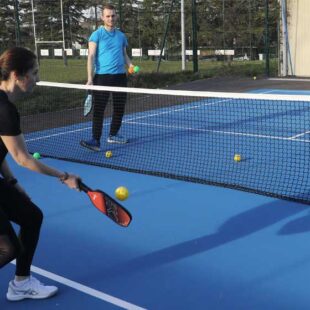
[
  {"xmin": 0, "ymin": 0, "xmax": 18, "ymax": 51},
  {"xmin": 30, "ymin": 0, "xmax": 89, "ymax": 48},
  {"xmin": 1, "ymin": 0, "xmax": 279, "ymax": 61}
]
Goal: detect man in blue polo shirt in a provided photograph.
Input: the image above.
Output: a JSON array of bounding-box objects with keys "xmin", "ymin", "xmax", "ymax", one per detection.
[{"xmin": 80, "ymin": 3, "xmax": 134, "ymax": 151}]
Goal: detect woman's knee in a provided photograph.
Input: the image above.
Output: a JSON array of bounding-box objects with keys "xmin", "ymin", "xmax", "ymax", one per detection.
[
  {"xmin": 24, "ymin": 204, "xmax": 43, "ymax": 229},
  {"xmin": 32, "ymin": 207, "xmax": 43, "ymax": 227}
]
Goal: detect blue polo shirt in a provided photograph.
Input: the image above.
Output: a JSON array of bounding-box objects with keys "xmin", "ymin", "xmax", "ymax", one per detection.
[{"xmin": 89, "ymin": 26, "xmax": 128, "ymax": 74}]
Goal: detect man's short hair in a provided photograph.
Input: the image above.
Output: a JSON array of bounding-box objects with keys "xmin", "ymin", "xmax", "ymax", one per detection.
[{"xmin": 103, "ymin": 4, "xmax": 116, "ymax": 11}]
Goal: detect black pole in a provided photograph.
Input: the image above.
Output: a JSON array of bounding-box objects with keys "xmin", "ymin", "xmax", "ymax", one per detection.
[
  {"xmin": 264, "ymin": 0, "xmax": 270, "ymax": 76},
  {"xmin": 14, "ymin": 0, "xmax": 21, "ymax": 46},
  {"xmin": 118, "ymin": 0, "xmax": 122, "ymax": 30},
  {"xmin": 95, "ymin": 4, "xmax": 98, "ymax": 29},
  {"xmin": 222, "ymin": 0, "xmax": 225, "ymax": 51},
  {"xmin": 156, "ymin": 0, "xmax": 175, "ymax": 72},
  {"xmin": 192, "ymin": 0, "xmax": 198, "ymax": 73}
]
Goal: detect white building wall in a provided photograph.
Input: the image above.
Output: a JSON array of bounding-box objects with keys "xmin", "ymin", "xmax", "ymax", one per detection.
[{"xmin": 282, "ymin": 0, "xmax": 310, "ymax": 77}]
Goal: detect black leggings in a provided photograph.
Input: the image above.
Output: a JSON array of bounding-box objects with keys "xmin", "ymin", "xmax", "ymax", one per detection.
[
  {"xmin": 0, "ymin": 178, "xmax": 43, "ymax": 276},
  {"xmin": 92, "ymin": 73, "xmax": 127, "ymax": 140}
]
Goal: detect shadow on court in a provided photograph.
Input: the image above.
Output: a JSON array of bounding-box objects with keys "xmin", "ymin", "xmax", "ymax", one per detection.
[
  {"xmin": 278, "ymin": 212, "xmax": 310, "ymax": 235},
  {"xmin": 103, "ymin": 199, "xmax": 307, "ymax": 278}
]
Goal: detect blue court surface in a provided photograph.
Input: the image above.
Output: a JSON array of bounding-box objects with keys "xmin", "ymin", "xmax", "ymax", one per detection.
[
  {"xmin": 2, "ymin": 89, "xmax": 310, "ymax": 309},
  {"xmin": 25, "ymin": 86, "xmax": 310, "ymax": 203}
]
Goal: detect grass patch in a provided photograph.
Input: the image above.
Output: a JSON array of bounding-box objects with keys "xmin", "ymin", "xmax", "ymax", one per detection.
[
  {"xmin": 39, "ymin": 58, "xmax": 278, "ymax": 88},
  {"xmin": 16, "ymin": 87, "xmax": 84, "ymax": 116}
]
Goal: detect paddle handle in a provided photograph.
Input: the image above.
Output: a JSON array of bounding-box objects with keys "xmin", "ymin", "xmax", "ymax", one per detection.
[{"xmin": 78, "ymin": 181, "xmax": 92, "ymax": 193}]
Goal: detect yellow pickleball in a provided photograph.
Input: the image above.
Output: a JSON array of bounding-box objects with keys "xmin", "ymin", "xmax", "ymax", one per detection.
[
  {"xmin": 115, "ymin": 186, "xmax": 129, "ymax": 201},
  {"xmin": 234, "ymin": 154, "xmax": 242, "ymax": 162},
  {"xmin": 105, "ymin": 151, "xmax": 113, "ymax": 158}
]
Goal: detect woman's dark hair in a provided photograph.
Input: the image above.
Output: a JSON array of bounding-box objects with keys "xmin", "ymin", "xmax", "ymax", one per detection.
[{"xmin": 0, "ymin": 47, "xmax": 37, "ymax": 81}]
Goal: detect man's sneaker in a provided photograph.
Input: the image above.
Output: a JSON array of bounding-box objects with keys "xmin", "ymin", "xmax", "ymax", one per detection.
[
  {"xmin": 80, "ymin": 138, "xmax": 100, "ymax": 151},
  {"xmin": 107, "ymin": 134, "xmax": 128, "ymax": 144},
  {"xmin": 6, "ymin": 276, "xmax": 58, "ymax": 301}
]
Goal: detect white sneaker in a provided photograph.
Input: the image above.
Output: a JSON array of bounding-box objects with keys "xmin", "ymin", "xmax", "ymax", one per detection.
[
  {"xmin": 107, "ymin": 134, "xmax": 128, "ymax": 144},
  {"xmin": 6, "ymin": 276, "xmax": 58, "ymax": 301}
]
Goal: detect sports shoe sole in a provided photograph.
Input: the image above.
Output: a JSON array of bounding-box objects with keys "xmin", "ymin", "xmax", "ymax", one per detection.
[
  {"xmin": 80, "ymin": 140, "xmax": 100, "ymax": 151},
  {"xmin": 107, "ymin": 138, "xmax": 128, "ymax": 144},
  {"xmin": 6, "ymin": 287, "xmax": 58, "ymax": 301}
]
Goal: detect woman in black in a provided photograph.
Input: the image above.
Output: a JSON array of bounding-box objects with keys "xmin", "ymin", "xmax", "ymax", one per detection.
[{"xmin": 0, "ymin": 47, "xmax": 81, "ymax": 301}]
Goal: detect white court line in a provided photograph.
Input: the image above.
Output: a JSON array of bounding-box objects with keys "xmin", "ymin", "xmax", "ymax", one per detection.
[
  {"xmin": 10, "ymin": 261, "xmax": 146, "ymax": 310},
  {"xmin": 25, "ymin": 120, "xmax": 310, "ymax": 144},
  {"xmin": 24, "ymin": 98, "xmax": 230, "ymax": 143},
  {"xmin": 25, "ymin": 127, "xmax": 91, "ymax": 142},
  {"xmin": 289, "ymin": 130, "xmax": 310, "ymax": 139},
  {"xmin": 125, "ymin": 120, "xmax": 310, "ymax": 143},
  {"xmin": 269, "ymin": 77, "xmax": 310, "ymax": 82},
  {"xmin": 126, "ymin": 98, "xmax": 231, "ymax": 121},
  {"xmin": 254, "ymin": 89, "xmax": 310, "ymax": 140},
  {"xmin": 24, "ymin": 91, "xmax": 310, "ymax": 144},
  {"xmin": 256, "ymin": 89, "xmax": 277, "ymax": 94},
  {"xmin": 129, "ymin": 89, "xmax": 279, "ymax": 121}
]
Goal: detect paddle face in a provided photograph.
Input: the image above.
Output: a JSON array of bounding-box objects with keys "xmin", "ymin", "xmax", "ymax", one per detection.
[
  {"xmin": 86, "ymin": 188, "xmax": 132, "ymax": 227},
  {"xmin": 83, "ymin": 93, "xmax": 93, "ymax": 116}
]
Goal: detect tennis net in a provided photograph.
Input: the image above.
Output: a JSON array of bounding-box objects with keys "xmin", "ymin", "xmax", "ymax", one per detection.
[{"xmin": 22, "ymin": 81, "xmax": 310, "ymax": 204}]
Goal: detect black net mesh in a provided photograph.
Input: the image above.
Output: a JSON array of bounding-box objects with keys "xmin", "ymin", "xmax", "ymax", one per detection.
[{"xmin": 21, "ymin": 82, "xmax": 310, "ymax": 204}]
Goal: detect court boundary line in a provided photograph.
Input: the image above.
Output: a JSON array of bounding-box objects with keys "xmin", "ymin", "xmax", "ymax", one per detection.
[
  {"xmin": 290, "ymin": 130, "xmax": 310, "ymax": 139},
  {"xmin": 124, "ymin": 120, "xmax": 310, "ymax": 142},
  {"xmin": 269, "ymin": 77, "xmax": 310, "ymax": 82},
  {"xmin": 25, "ymin": 119, "xmax": 310, "ymax": 144},
  {"xmin": 24, "ymin": 98, "xmax": 230, "ymax": 143},
  {"xmin": 24, "ymin": 90, "xmax": 310, "ymax": 144},
  {"xmin": 255, "ymin": 88, "xmax": 310, "ymax": 139},
  {"xmin": 10, "ymin": 261, "xmax": 146, "ymax": 310}
]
